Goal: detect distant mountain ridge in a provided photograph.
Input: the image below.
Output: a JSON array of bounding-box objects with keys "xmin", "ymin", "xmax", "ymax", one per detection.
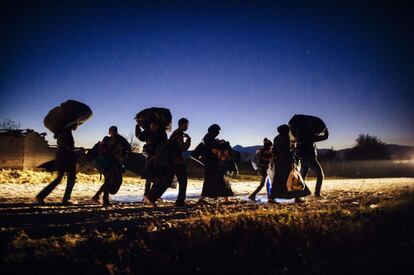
[
  {"xmin": 231, "ymin": 144, "xmax": 414, "ymax": 161},
  {"xmin": 184, "ymin": 144, "xmax": 414, "ymax": 161}
]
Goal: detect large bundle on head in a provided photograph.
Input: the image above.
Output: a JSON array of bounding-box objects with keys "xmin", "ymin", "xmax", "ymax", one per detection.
[
  {"xmin": 289, "ymin": 114, "xmax": 326, "ymax": 139},
  {"xmin": 135, "ymin": 107, "xmax": 172, "ymax": 131},
  {"xmin": 44, "ymin": 100, "xmax": 93, "ymax": 134}
]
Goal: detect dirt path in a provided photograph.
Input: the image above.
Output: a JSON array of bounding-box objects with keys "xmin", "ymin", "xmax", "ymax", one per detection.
[
  {"xmin": 0, "ymin": 178, "xmax": 413, "ymax": 236},
  {"xmin": 1, "ymin": 177, "xmax": 413, "ymax": 274}
]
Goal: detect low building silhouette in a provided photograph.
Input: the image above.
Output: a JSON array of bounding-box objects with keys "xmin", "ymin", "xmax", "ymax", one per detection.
[{"xmin": 0, "ymin": 129, "xmax": 56, "ymax": 169}]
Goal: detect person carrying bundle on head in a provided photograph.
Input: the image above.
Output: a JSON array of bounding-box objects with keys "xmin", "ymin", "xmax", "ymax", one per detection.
[
  {"xmin": 269, "ymin": 124, "xmax": 311, "ymax": 203},
  {"xmin": 289, "ymin": 114, "xmax": 329, "ymax": 199},
  {"xmin": 145, "ymin": 118, "xmax": 191, "ymax": 207},
  {"xmin": 36, "ymin": 124, "xmax": 78, "ymax": 204},
  {"xmin": 36, "ymin": 100, "xmax": 92, "ymax": 205},
  {"xmin": 135, "ymin": 108, "xmax": 171, "ymax": 199}
]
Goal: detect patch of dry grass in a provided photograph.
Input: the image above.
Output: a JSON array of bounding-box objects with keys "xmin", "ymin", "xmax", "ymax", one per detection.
[
  {"xmin": 0, "ymin": 169, "xmax": 143, "ymax": 184},
  {"xmin": 2, "ymin": 197, "xmax": 413, "ymax": 274}
]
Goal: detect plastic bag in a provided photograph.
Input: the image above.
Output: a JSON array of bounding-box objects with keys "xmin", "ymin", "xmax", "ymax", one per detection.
[{"xmin": 286, "ymin": 164, "xmax": 305, "ymax": 191}]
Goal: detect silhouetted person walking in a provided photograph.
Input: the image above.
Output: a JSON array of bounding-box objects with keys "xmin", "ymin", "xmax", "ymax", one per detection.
[
  {"xmin": 199, "ymin": 124, "xmax": 233, "ymax": 204},
  {"xmin": 145, "ymin": 118, "xmax": 191, "ymax": 207},
  {"xmin": 296, "ymin": 129, "xmax": 329, "ymax": 198},
  {"xmin": 92, "ymin": 126, "xmax": 131, "ymax": 206},
  {"xmin": 249, "ymin": 138, "xmax": 273, "ymax": 202},
  {"xmin": 135, "ymin": 120, "xmax": 168, "ymax": 197},
  {"xmin": 36, "ymin": 124, "xmax": 78, "ymax": 204},
  {"xmin": 270, "ymin": 125, "xmax": 311, "ymax": 203},
  {"xmin": 269, "ymin": 124, "xmax": 294, "ymax": 202}
]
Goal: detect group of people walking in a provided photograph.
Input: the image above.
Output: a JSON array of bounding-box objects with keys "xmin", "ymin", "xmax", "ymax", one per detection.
[
  {"xmin": 249, "ymin": 124, "xmax": 328, "ymax": 204},
  {"xmin": 36, "ymin": 106, "xmax": 328, "ymax": 207}
]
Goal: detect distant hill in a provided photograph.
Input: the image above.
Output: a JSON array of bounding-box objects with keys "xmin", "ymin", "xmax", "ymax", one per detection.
[
  {"xmin": 230, "ymin": 144, "xmax": 414, "ymax": 161},
  {"xmin": 184, "ymin": 144, "xmax": 261, "ymax": 161},
  {"xmin": 232, "ymin": 145, "xmax": 261, "ymax": 161}
]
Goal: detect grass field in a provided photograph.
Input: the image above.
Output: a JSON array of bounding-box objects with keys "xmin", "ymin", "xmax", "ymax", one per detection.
[{"xmin": 0, "ymin": 170, "xmax": 413, "ymax": 274}]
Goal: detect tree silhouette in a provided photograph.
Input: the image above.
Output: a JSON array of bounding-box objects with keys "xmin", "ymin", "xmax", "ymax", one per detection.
[
  {"xmin": 0, "ymin": 119, "xmax": 20, "ymax": 130},
  {"xmin": 346, "ymin": 134, "xmax": 390, "ymax": 160}
]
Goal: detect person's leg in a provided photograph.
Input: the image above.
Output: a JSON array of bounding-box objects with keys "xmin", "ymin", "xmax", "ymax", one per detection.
[
  {"xmin": 92, "ymin": 184, "xmax": 104, "ymax": 201},
  {"xmin": 142, "ymin": 156, "xmax": 155, "ymax": 196},
  {"xmin": 63, "ymin": 165, "xmax": 76, "ymax": 203},
  {"xmin": 102, "ymin": 178, "xmax": 110, "ymax": 206},
  {"xmin": 249, "ymin": 171, "xmax": 266, "ymax": 200},
  {"xmin": 308, "ymin": 157, "xmax": 324, "ymax": 196},
  {"xmin": 299, "ymin": 159, "xmax": 310, "ymax": 182},
  {"xmin": 36, "ymin": 171, "xmax": 64, "ymax": 201},
  {"xmin": 175, "ymin": 164, "xmax": 188, "ymax": 205},
  {"xmin": 144, "ymin": 178, "xmax": 152, "ymax": 196},
  {"xmin": 147, "ymin": 169, "xmax": 174, "ymax": 205}
]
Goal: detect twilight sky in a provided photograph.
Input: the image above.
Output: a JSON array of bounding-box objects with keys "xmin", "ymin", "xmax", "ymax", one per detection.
[{"xmin": 1, "ymin": 0, "xmax": 413, "ymax": 149}]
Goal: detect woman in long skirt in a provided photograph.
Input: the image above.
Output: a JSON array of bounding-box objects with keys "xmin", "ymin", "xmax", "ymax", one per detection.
[
  {"xmin": 270, "ymin": 124, "xmax": 310, "ymax": 202},
  {"xmin": 199, "ymin": 124, "xmax": 233, "ymax": 204}
]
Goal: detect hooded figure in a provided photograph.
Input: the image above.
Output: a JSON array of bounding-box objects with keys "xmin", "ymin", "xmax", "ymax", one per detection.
[
  {"xmin": 270, "ymin": 124, "xmax": 310, "ymax": 202},
  {"xmin": 199, "ymin": 124, "xmax": 233, "ymax": 203}
]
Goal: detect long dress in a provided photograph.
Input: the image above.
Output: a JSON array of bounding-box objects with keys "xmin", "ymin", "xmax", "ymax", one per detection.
[
  {"xmin": 270, "ymin": 134, "xmax": 310, "ymax": 199},
  {"xmin": 201, "ymin": 133, "xmax": 234, "ymax": 198}
]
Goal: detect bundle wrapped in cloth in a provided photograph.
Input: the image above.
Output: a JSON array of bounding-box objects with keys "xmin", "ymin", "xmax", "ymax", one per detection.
[
  {"xmin": 135, "ymin": 107, "xmax": 172, "ymax": 131},
  {"xmin": 289, "ymin": 114, "xmax": 327, "ymax": 141},
  {"xmin": 191, "ymin": 140, "xmax": 240, "ymax": 175},
  {"xmin": 215, "ymin": 140, "xmax": 240, "ymax": 176},
  {"xmin": 44, "ymin": 100, "xmax": 93, "ymax": 134}
]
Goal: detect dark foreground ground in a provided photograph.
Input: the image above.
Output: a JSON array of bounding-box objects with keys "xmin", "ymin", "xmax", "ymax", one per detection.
[{"xmin": 0, "ymin": 178, "xmax": 413, "ymax": 274}]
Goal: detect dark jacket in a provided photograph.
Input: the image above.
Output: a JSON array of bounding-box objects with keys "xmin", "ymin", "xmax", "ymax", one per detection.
[
  {"xmin": 296, "ymin": 131, "xmax": 329, "ymax": 158},
  {"xmin": 272, "ymin": 134, "xmax": 293, "ymax": 164},
  {"xmin": 56, "ymin": 129, "xmax": 74, "ymax": 151},
  {"xmin": 54, "ymin": 129, "xmax": 76, "ymax": 172},
  {"xmin": 137, "ymin": 129, "xmax": 168, "ymax": 156},
  {"xmin": 169, "ymin": 128, "xmax": 191, "ymax": 164},
  {"xmin": 109, "ymin": 134, "xmax": 132, "ymax": 159}
]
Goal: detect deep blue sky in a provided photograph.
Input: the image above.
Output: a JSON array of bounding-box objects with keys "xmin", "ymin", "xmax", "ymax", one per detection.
[{"xmin": 1, "ymin": 0, "xmax": 413, "ymax": 149}]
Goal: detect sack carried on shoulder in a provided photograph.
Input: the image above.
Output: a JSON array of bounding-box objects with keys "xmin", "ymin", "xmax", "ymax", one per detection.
[{"xmin": 286, "ymin": 164, "xmax": 305, "ymax": 191}]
